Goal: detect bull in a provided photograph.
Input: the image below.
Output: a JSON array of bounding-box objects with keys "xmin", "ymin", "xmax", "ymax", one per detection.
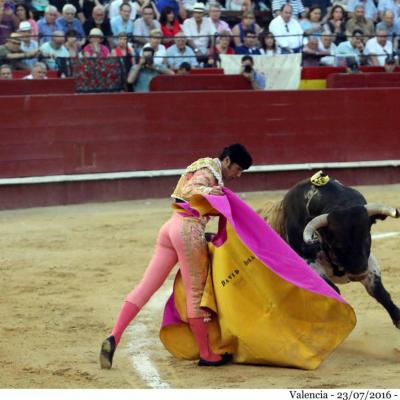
[{"xmin": 260, "ymin": 172, "xmax": 400, "ymax": 328}]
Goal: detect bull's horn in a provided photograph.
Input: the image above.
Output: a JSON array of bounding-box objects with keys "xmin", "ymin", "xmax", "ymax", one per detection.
[
  {"xmin": 365, "ymin": 204, "xmax": 400, "ymax": 218},
  {"xmin": 303, "ymin": 214, "xmax": 329, "ymax": 244}
]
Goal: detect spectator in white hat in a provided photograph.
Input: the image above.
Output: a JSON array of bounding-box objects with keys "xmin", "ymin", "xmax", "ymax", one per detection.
[
  {"xmin": 182, "ymin": 2, "xmax": 216, "ymax": 57},
  {"xmin": 83, "ymin": 28, "xmax": 110, "ymax": 57},
  {"xmin": 18, "ymin": 21, "xmax": 40, "ymax": 69}
]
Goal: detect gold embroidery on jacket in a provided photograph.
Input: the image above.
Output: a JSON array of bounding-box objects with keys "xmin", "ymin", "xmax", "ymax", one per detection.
[{"xmin": 171, "ymin": 158, "xmax": 223, "ymax": 202}]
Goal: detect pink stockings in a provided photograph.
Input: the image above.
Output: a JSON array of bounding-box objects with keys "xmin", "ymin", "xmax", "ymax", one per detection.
[
  {"xmin": 188, "ymin": 318, "xmax": 221, "ymax": 362},
  {"xmin": 111, "ymin": 302, "xmax": 139, "ymax": 345},
  {"xmin": 110, "ymin": 212, "xmax": 221, "ymax": 361}
]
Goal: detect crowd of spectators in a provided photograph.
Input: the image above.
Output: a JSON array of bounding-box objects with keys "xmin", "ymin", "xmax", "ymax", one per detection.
[{"xmin": 1, "ymin": 0, "xmax": 399, "ymax": 89}]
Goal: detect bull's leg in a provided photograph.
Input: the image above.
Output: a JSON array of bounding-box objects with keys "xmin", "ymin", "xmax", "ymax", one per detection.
[{"xmin": 361, "ymin": 253, "xmax": 400, "ymax": 328}]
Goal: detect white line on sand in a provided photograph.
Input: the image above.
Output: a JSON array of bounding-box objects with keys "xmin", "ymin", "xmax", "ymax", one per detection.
[
  {"xmin": 372, "ymin": 232, "xmax": 400, "ymax": 240},
  {"xmin": 126, "ymin": 285, "xmax": 172, "ymax": 389}
]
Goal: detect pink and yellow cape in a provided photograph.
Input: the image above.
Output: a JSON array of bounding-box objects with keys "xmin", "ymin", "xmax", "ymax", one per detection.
[{"xmin": 160, "ymin": 188, "xmax": 356, "ymax": 370}]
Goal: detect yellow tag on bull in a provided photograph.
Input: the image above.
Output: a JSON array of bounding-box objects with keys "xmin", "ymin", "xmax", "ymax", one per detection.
[{"xmin": 311, "ymin": 170, "xmax": 330, "ymax": 186}]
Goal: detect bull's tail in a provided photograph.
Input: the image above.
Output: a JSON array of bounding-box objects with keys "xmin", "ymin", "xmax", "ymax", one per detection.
[{"xmin": 257, "ymin": 200, "xmax": 287, "ymax": 241}]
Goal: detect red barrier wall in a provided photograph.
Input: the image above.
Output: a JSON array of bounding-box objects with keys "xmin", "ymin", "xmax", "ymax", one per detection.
[
  {"xmin": 1, "ymin": 89, "xmax": 399, "ymax": 177},
  {"xmin": 327, "ymin": 72, "xmax": 400, "ymax": 88},
  {"xmin": 300, "ymin": 66, "xmax": 398, "ymax": 79},
  {"xmin": 0, "ymin": 89, "xmax": 399, "ymax": 208},
  {"xmin": 0, "ymin": 78, "xmax": 76, "ymax": 95},
  {"xmin": 150, "ymin": 74, "xmax": 252, "ymax": 91}
]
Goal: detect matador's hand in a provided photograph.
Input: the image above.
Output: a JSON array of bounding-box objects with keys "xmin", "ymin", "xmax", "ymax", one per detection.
[{"xmin": 208, "ymin": 186, "xmax": 224, "ymax": 196}]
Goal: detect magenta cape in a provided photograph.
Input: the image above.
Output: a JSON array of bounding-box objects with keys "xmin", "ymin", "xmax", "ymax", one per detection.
[{"xmin": 159, "ymin": 188, "xmax": 356, "ymax": 369}]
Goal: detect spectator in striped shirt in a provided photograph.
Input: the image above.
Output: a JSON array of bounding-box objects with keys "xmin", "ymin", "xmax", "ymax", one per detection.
[{"xmin": 272, "ymin": 0, "xmax": 305, "ymax": 19}]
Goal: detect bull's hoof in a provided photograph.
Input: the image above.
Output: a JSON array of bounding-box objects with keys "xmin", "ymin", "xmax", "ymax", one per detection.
[{"xmin": 394, "ymin": 320, "xmax": 400, "ymax": 329}]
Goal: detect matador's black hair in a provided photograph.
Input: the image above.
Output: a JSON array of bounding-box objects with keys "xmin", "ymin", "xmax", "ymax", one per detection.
[{"xmin": 218, "ymin": 144, "xmax": 253, "ymax": 170}]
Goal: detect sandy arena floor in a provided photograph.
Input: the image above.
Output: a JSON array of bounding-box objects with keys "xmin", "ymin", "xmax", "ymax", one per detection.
[{"xmin": 1, "ymin": 185, "xmax": 400, "ymax": 389}]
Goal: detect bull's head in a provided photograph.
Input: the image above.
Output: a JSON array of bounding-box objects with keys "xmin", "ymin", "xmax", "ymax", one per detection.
[{"xmin": 303, "ymin": 204, "xmax": 399, "ymax": 281}]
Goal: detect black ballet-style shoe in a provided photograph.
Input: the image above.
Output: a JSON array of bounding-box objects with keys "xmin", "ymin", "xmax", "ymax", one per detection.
[
  {"xmin": 198, "ymin": 353, "xmax": 233, "ymax": 367},
  {"xmin": 100, "ymin": 335, "xmax": 116, "ymax": 369}
]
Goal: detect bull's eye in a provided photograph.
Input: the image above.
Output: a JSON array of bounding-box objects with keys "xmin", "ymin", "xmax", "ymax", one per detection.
[{"xmin": 312, "ymin": 232, "xmax": 321, "ymax": 242}]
